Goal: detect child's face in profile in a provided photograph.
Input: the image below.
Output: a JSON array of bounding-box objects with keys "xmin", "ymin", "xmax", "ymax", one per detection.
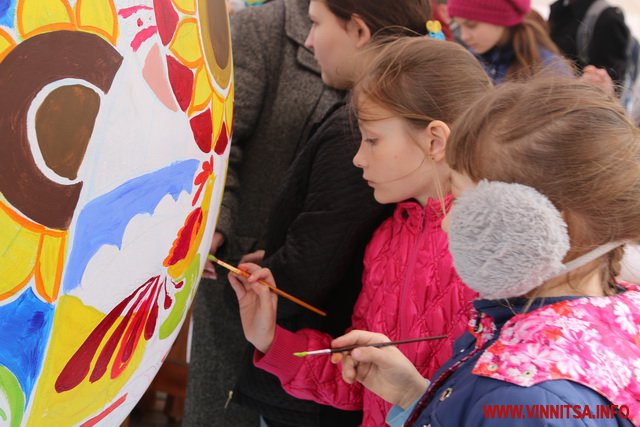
[
  {"xmin": 455, "ymin": 18, "xmax": 506, "ymax": 54},
  {"xmin": 353, "ymin": 101, "xmax": 446, "ymax": 207}
]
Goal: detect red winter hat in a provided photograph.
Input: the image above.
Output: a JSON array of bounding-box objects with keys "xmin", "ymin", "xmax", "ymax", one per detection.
[{"xmin": 448, "ymin": 0, "xmax": 531, "ymax": 27}]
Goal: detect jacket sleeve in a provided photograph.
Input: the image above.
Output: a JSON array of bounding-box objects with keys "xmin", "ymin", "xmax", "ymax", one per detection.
[
  {"xmin": 215, "ymin": 7, "xmax": 273, "ymax": 240},
  {"xmin": 464, "ymin": 382, "xmax": 626, "ymax": 427},
  {"xmin": 589, "ymin": 7, "xmax": 630, "ymax": 85},
  {"xmin": 254, "ymin": 325, "xmax": 365, "ymax": 410},
  {"xmin": 262, "ymin": 110, "xmax": 384, "ymax": 319}
]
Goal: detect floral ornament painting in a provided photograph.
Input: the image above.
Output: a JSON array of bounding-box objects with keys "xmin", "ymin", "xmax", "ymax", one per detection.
[{"xmin": 0, "ymin": 0, "xmax": 233, "ymax": 425}]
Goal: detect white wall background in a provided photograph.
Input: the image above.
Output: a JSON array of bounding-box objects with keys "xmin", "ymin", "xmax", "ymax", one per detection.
[{"xmin": 532, "ymin": 0, "xmax": 640, "ymax": 38}]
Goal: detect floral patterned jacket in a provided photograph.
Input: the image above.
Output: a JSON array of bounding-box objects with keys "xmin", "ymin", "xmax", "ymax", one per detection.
[{"xmin": 402, "ymin": 284, "xmax": 640, "ymax": 427}]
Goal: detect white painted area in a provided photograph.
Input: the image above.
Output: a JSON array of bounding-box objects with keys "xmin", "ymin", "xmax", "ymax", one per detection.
[
  {"xmin": 75, "ymin": 52, "xmax": 198, "ymax": 204},
  {"xmin": 533, "ymin": 0, "xmax": 640, "ymax": 39},
  {"xmin": 73, "ymin": 191, "xmax": 194, "ymax": 311}
]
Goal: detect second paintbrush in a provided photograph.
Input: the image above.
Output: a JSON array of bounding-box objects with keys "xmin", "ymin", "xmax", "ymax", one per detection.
[
  {"xmin": 293, "ymin": 335, "xmax": 448, "ymax": 357},
  {"xmin": 208, "ymin": 255, "xmax": 327, "ymax": 317}
]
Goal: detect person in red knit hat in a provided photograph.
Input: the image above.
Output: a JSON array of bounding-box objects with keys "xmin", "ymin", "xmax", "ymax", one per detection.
[{"xmin": 447, "ymin": 0, "xmax": 571, "ymax": 83}]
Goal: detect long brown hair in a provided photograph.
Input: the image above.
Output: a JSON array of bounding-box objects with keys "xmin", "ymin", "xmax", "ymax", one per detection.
[
  {"xmin": 322, "ymin": 0, "xmax": 433, "ymax": 37},
  {"xmin": 352, "ymin": 38, "xmax": 492, "ymax": 128},
  {"xmin": 446, "ymin": 77, "xmax": 640, "ymax": 284},
  {"xmin": 506, "ymin": 12, "xmax": 567, "ymax": 80}
]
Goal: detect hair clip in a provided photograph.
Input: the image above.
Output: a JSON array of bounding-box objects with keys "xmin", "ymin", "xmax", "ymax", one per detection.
[{"xmin": 426, "ymin": 20, "xmax": 446, "ymax": 40}]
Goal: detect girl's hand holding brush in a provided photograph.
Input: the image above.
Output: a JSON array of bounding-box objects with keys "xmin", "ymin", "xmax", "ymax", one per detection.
[
  {"xmin": 331, "ymin": 330, "xmax": 430, "ymax": 410},
  {"xmin": 229, "ymin": 264, "xmax": 430, "ymax": 408},
  {"xmin": 228, "ymin": 263, "xmax": 278, "ymax": 354}
]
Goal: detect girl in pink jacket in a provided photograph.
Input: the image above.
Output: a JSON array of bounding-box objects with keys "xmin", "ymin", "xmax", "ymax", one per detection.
[{"xmin": 230, "ymin": 37, "xmax": 490, "ymax": 426}]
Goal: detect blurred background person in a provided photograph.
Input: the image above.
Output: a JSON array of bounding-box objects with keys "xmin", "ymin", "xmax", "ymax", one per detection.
[
  {"xmin": 447, "ymin": 0, "xmax": 571, "ymax": 83},
  {"xmin": 548, "ymin": 0, "xmax": 630, "ymax": 89}
]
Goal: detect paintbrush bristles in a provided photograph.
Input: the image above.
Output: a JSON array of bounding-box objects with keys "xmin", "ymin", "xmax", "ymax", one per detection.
[{"xmin": 209, "ymin": 255, "xmax": 240, "ymax": 275}]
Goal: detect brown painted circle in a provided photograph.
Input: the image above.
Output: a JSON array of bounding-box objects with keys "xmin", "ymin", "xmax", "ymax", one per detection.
[
  {"xmin": 209, "ymin": 0, "xmax": 229, "ymax": 68},
  {"xmin": 35, "ymin": 85, "xmax": 101, "ymax": 180},
  {"xmin": 198, "ymin": 0, "xmax": 232, "ymax": 89},
  {"xmin": 0, "ymin": 31, "xmax": 122, "ymax": 229}
]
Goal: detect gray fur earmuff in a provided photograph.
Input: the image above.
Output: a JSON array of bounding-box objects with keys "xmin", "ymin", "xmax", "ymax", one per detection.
[{"xmin": 447, "ymin": 180, "xmax": 570, "ymax": 300}]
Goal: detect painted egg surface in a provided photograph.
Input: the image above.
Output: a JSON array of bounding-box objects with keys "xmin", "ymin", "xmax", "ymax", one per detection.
[{"xmin": 0, "ymin": 0, "xmax": 232, "ymax": 425}]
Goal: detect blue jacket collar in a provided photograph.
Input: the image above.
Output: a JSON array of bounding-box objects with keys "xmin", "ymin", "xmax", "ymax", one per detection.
[
  {"xmin": 477, "ymin": 43, "xmax": 516, "ymax": 83},
  {"xmin": 473, "ymin": 294, "xmax": 584, "ymax": 328}
]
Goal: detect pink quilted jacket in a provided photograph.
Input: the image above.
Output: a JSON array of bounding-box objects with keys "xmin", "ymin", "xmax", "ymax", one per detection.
[{"xmin": 255, "ymin": 198, "xmax": 477, "ymax": 426}]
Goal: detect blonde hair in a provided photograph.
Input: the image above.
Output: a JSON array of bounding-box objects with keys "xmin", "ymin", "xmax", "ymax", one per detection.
[
  {"xmin": 352, "ymin": 37, "xmax": 492, "ymax": 128},
  {"xmin": 506, "ymin": 13, "xmax": 569, "ymax": 81},
  {"xmin": 351, "ymin": 37, "xmax": 492, "ymax": 211},
  {"xmin": 447, "ymin": 77, "xmax": 640, "ymax": 286}
]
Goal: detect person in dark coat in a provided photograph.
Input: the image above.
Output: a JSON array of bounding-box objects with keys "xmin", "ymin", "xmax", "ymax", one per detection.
[
  {"xmin": 549, "ymin": 0, "xmax": 630, "ymax": 86},
  {"xmin": 184, "ymin": 1, "xmax": 342, "ymax": 425}
]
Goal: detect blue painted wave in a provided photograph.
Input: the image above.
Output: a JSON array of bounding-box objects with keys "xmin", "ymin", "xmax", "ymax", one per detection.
[{"xmin": 63, "ymin": 160, "xmax": 200, "ymax": 293}]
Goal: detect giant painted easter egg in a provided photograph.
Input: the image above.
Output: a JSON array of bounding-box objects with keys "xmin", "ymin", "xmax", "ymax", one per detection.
[{"xmin": 0, "ymin": 0, "xmax": 233, "ymax": 425}]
